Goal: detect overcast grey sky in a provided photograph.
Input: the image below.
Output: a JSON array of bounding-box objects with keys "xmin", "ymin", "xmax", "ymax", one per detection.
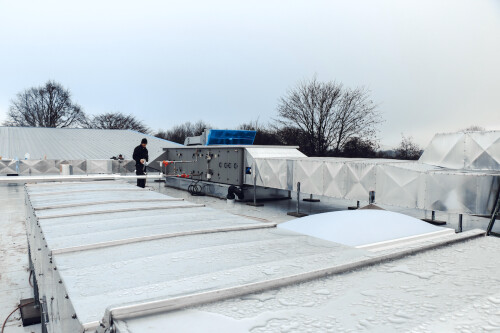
[{"xmin": 0, "ymin": 0, "xmax": 499, "ymax": 148}]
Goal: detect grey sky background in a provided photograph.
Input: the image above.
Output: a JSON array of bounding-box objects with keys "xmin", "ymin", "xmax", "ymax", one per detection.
[{"xmin": 0, "ymin": 0, "xmax": 499, "ymax": 148}]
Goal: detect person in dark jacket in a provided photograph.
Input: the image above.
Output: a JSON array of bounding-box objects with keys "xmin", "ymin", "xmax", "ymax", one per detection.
[{"xmin": 133, "ymin": 138, "xmax": 149, "ymax": 188}]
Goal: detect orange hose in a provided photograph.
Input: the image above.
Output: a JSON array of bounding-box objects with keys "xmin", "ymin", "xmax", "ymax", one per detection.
[{"xmin": 1, "ymin": 301, "xmax": 35, "ymax": 333}]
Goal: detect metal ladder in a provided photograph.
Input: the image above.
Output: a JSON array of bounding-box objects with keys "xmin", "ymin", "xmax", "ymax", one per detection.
[{"xmin": 486, "ymin": 189, "xmax": 500, "ymax": 237}]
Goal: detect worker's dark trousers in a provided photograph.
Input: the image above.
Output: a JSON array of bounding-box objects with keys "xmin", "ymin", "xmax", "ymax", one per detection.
[{"xmin": 136, "ymin": 165, "xmax": 146, "ymax": 188}]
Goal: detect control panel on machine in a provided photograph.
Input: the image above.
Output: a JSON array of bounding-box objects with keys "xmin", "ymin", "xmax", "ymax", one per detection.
[{"xmin": 157, "ymin": 147, "xmax": 246, "ymax": 186}]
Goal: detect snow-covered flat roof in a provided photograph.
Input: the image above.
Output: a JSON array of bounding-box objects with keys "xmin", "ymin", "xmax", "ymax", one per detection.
[
  {"xmin": 26, "ymin": 182, "xmax": 372, "ymax": 331},
  {"xmin": 22, "ymin": 181, "xmax": 498, "ymax": 333},
  {"xmin": 115, "ymin": 235, "xmax": 500, "ymax": 333}
]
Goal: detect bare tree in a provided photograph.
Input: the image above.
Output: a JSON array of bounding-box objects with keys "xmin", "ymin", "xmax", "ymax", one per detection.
[
  {"xmin": 332, "ymin": 87, "xmax": 381, "ymax": 152},
  {"xmin": 276, "ymin": 78, "xmax": 382, "ymax": 156},
  {"xmin": 87, "ymin": 112, "xmax": 150, "ymax": 133},
  {"xmin": 155, "ymin": 120, "xmax": 210, "ymax": 144},
  {"xmin": 274, "ymin": 126, "xmax": 308, "ymax": 151},
  {"xmin": 191, "ymin": 120, "xmax": 209, "ymax": 137},
  {"xmin": 339, "ymin": 137, "xmax": 378, "ymax": 158},
  {"xmin": 155, "ymin": 129, "xmax": 169, "ymax": 140},
  {"xmin": 460, "ymin": 125, "xmax": 485, "ymax": 132},
  {"xmin": 238, "ymin": 119, "xmax": 262, "ymax": 131},
  {"xmin": 395, "ymin": 134, "xmax": 422, "ymax": 160},
  {"xmin": 155, "ymin": 125, "xmax": 189, "ymax": 144},
  {"xmin": 238, "ymin": 119, "xmax": 281, "ymax": 145},
  {"xmin": 3, "ymin": 81, "xmax": 87, "ymax": 127}
]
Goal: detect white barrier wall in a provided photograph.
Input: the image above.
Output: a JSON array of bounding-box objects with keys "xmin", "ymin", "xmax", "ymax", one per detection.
[
  {"xmin": 419, "ymin": 131, "xmax": 500, "ymax": 170},
  {"xmin": 248, "ymin": 157, "xmax": 500, "ymax": 215}
]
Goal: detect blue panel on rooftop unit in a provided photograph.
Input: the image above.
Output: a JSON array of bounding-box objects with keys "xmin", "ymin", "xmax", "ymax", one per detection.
[{"xmin": 206, "ymin": 130, "xmax": 257, "ymax": 145}]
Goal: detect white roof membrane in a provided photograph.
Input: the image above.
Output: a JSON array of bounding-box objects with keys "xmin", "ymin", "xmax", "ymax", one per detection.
[
  {"xmin": 278, "ymin": 209, "xmax": 449, "ymax": 247},
  {"xmin": 0, "ymin": 126, "xmax": 179, "ymax": 160},
  {"xmin": 25, "ymin": 182, "xmax": 373, "ymax": 331},
  {"xmin": 24, "ymin": 181, "xmax": 492, "ymax": 333},
  {"xmin": 115, "ymin": 236, "xmax": 500, "ymax": 333}
]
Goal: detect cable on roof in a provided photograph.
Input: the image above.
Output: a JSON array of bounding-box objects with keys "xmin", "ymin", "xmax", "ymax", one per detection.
[
  {"xmin": 1, "ymin": 301, "xmax": 34, "ymax": 333},
  {"xmin": 188, "ymin": 179, "xmax": 207, "ymax": 196}
]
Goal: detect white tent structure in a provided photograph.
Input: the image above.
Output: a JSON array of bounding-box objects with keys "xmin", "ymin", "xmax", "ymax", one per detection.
[{"xmin": 0, "ymin": 126, "xmax": 179, "ymax": 160}]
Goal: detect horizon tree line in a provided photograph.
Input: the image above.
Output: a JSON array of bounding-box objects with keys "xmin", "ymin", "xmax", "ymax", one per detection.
[
  {"xmin": 2, "ymin": 81, "xmax": 149, "ymax": 133},
  {"xmin": 2, "ymin": 79, "xmax": 458, "ymax": 160}
]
